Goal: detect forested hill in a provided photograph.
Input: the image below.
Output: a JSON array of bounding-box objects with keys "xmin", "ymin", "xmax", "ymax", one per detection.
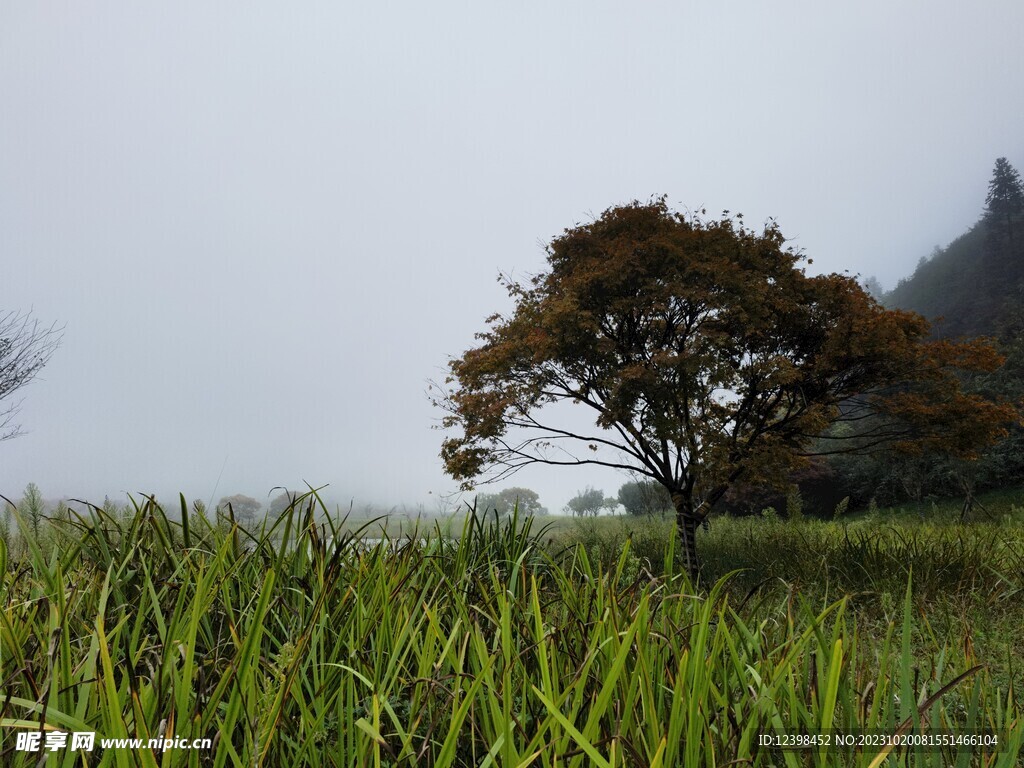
[
  {"xmin": 818, "ymin": 158, "xmax": 1024, "ymax": 513},
  {"xmin": 882, "ymin": 157, "xmax": 1024, "ymax": 340}
]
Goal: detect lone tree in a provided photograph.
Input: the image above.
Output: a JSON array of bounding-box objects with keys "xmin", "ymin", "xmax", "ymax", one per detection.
[
  {"xmin": 474, "ymin": 486, "xmax": 547, "ymax": 518},
  {"xmin": 436, "ymin": 199, "xmax": 1016, "ymax": 578},
  {"xmin": 1, "ymin": 310, "xmax": 63, "ymax": 441},
  {"xmin": 617, "ymin": 479, "xmax": 672, "ymax": 516},
  {"xmin": 216, "ymin": 494, "xmax": 262, "ymax": 526},
  {"xmin": 565, "ymin": 486, "xmax": 614, "ymax": 516},
  {"xmin": 269, "ymin": 490, "xmax": 300, "ymax": 517}
]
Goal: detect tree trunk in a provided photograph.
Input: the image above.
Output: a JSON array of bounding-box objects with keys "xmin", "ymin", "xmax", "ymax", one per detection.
[{"xmin": 672, "ymin": 493, "xmax": 701, "ymax": 582}]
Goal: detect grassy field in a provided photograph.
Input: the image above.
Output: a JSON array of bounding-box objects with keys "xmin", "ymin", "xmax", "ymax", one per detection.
[{"xmin": 0, "ymin": 491, "xmax": 1022, "ymax": 766}]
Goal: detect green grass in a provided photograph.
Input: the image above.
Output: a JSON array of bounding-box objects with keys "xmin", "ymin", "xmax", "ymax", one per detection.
[{"xmin": 0, "ymin": 492, "xmax": 1021, "ymax": 766}]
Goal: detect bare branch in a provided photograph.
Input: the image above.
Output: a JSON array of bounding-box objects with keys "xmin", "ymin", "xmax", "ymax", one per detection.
[{"xmin": 0, "ymin": 310, "xmax": 64, "ymax": 440}]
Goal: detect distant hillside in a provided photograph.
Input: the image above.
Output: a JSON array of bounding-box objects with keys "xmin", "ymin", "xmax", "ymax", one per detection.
[
  {"xmin": 884, "ymin": 223, "xmax": 995, "ymax": 338},
  {"xmin": 883, "ymin": 158, "xmax": 1024, "ymax": 340}
]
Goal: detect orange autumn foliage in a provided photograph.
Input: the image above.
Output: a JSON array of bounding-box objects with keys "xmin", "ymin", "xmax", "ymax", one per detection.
[{"xmin": 435, "ymin": 199, "xmax": 1018, "ymax": 575}]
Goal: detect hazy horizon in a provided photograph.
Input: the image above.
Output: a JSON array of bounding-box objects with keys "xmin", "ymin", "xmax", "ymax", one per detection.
[{"xmin": 3, "ymin": 2, "xmax": 1024, "ymax": 515}]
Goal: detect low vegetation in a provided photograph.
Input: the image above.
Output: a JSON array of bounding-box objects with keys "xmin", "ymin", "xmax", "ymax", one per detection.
[{"xmin": 0, "ymin": 490, "xmax": 1021, "ymax": 766}]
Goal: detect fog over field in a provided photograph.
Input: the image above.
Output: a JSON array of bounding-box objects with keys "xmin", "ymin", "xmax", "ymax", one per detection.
[{"xmin": 2, "ymin": 2, "xmax": 1023, "ymax": 514}]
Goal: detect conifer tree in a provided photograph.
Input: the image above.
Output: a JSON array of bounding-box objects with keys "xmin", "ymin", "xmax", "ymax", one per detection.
[{"xmin": 985, "ymin": 157, "xmax": 1024, "ymax": 245}]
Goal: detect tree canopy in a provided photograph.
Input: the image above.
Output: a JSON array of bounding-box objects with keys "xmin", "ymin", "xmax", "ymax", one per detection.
[{"xmin": 437, "ymin": 199, "xmax": 1016, "ymax": 577}]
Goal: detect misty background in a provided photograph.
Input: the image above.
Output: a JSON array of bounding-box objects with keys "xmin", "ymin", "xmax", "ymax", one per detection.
[{"xmin": 3, "ymin": 2, "xmax": 1023, "ymax": 515}]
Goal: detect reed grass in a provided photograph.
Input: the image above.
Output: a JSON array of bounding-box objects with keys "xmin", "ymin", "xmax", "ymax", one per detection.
[{"xmin": 0, "ymin": 493, "xmax": 1020, "ymax": 766}]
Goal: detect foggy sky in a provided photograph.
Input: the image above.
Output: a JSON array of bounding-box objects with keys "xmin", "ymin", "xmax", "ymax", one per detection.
[{"xmin": 3, "ymin": 2, "xmax": 1023, "ymax": 515}]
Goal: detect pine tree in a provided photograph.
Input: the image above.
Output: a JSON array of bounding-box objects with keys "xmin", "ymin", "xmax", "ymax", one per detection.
[{"xmin": 984, "ymin": 157, "xmax": 1024, "ymax": 245}]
